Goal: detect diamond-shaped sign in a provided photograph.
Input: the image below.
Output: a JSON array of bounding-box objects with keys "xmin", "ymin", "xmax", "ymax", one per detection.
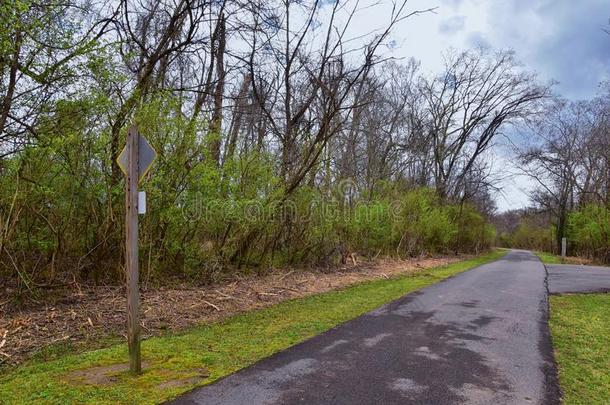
[{"xmin": 117, "ymin": 127, "xmax": 157, "ymax": 183}]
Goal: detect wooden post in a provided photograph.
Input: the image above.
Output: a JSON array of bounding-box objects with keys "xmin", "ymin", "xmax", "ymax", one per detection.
[
  {"xmin": 125, "ymin": 126, "xmax": 141, "ymax": 373},
  {"xmin": 561, "ymin": 237, "xmax": 567, "ymax": 258}
]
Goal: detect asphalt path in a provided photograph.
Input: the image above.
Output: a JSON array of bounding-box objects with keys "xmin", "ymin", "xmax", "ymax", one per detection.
[
  {"xmin": 169, "ymin": 250, "xmax": 560, "ymax": 405},
  {"xmin": 547, "ymin": 263, "xmax": 610, "ymax": 294}
]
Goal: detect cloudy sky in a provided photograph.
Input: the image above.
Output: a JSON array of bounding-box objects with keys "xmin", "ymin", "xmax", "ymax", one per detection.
[
  {"xmin": 351, "ymin": 0, "xmax": 610, "ymax": 211},
  {"xmin": 392, "ymin": 0, "xmax": 610, "ymax": 100}
]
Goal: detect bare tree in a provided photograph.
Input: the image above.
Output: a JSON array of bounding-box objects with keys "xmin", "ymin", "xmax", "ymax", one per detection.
[
  {"xmin": 419, "ymin": 48, "xmax": 549, "ymax": 201},
  {"xmin": 224, "ymin": 0, "xmax": 433, "ymax": 263},
  {"xmin": 519, "ymin": 99, "xmax": 598, "ymax": 253}
]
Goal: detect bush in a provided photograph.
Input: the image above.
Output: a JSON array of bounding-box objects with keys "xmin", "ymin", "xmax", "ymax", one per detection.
[
  {"xmin": 451, "ymin": 205, "xmax": 496, "ymax": 253},
  {"xmin": 0, "ymin": 94, "xmax": 497, "ymax": 292},
  {"xmin": 567, "ymin": 205, "xmax": 610, "ymax": 262},
  {"xmin": 392, "ymin": 189, "xmax": 456, "ymax": 255}
]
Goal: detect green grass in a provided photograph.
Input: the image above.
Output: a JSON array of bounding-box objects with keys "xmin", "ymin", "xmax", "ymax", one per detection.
[
  {"xmin": 535, "ymin": 250, "xmax": 564, "ymax": 264},
  {"xmin": 0, "ymin": 250, "xmax": 505, "ymax": 404},
  {"xmin": 550, "ymin": 294, "xmax": 610, "ymax": 404}
]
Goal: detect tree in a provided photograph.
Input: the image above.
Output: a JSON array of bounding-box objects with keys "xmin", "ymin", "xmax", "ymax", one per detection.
[
  {"xmin": 519, "ymin": 97, "xmax": 606, "ymax": 254},
  {"xmin": 0, "ymin": 0, "xmax": 114, "ymax": 159},
  {"xmin": 419, "ymin": 48, "xmax": 549, "ymax": 201}
]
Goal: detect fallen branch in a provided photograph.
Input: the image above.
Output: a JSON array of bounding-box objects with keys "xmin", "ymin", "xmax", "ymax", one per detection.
[
  {"xmin": 202, "ymin": 300, "xmax": 220, "ymax": 311},
  {"xmin": 214, "ymin": 290, "xmax": 243, "ymax": 301},
  {"xmin": 0, "ymin": 330, "xmax": 7, "ymax": 349},
  {"xmin": 277, "ymin": 270, "xmax": 294, "ymax": 281},
  {"xmin": 189, "ymin": 300, "xmax": 221, "ymax": 311}
]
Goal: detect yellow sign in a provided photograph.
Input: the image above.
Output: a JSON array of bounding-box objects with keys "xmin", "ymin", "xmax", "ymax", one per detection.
[{"xmin": 117, "ymin": 128, "xmax": 157, "ymax": 183}]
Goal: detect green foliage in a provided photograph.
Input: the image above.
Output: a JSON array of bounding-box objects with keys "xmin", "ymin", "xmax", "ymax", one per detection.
[
  {"xmin": 0, "ymin": 89, "xmax": 497, "ymax": 290},
  {"xmin": 498, "ymin": 219, "xmax": 554, "ymax": 252},
  {"xmin": 0, "ymin": 94, "xmax": 116, "ymax": 284},
  {"xmin": 497, "ymin": 204, "xmax": 610, "ymax": 264},
  {"xmin": 343, "ymin": 200, "xmax": 392, "ymax": 254},
  {"xmin": 450, "ymin": 205, "xmax": 496, "ymax": 253},
  {"xmin": 337, "ymin": 188, "xmax": 495, "ymax": 257},
  {"xmin": 567, "ymin": 204, "xmax": 610, "ymax": 262},
  {"xmin": 392, "ymin": 188, "xmax": 456, "ymax": 255}
]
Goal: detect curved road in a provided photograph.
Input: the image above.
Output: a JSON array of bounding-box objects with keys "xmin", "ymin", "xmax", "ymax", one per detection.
[{"xmin": 169, "ymin": 250, "xmax": 560, "ymax": 404}]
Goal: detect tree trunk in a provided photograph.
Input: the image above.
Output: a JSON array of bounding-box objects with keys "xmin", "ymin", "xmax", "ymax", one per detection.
[{"xmin": 208, "ymin": 14, "xmax": 226, "ymax": 166}]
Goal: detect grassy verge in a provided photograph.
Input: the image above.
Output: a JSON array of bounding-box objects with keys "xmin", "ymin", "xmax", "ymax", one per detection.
[
  {"xmin": 535, "ymin": 250, "xmax": 564, "ymax": 264},
  {"xmin": 550, "ymin": 294, "xmax": 610, "ymax": 404},
  {"xmin": 0, "ymin": 250, "xmax": 505, "ymax": 405}
]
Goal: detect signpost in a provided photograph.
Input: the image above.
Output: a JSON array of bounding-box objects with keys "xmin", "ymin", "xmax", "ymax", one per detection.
[{"xmin": 117, "ymin": 125, "xmax": 156, "ymax": 373}]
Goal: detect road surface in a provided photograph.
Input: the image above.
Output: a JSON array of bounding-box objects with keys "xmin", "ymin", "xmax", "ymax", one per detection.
[
  {"xmin": 168, "ymin": 250, "xmax": 561, "ymax": 404},
  {"xmin": 547, "ymin": 264, "xmax": 610, "ymax": 294}
]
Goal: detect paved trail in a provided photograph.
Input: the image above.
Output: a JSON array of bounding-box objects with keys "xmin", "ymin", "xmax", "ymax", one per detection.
[
  {"xmin": 169, "ymin": 250, "xmax": 560, "ymax": 404},
  {"xmin": 547, "ymin": 263, "xmax": 610, "ymax": 294}
]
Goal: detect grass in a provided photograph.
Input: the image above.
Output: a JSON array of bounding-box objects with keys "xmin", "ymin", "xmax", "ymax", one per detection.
[
  {"xmin": 535, "ymin": 250, "xmax": 564, "ymax": 264},
  {"xmin": 0, "ymin": 250, "xmax": 505, "ymax": 405},
  {"xmin": 550, "ymin": 294, "xmax": 610, "ymax": 404}
]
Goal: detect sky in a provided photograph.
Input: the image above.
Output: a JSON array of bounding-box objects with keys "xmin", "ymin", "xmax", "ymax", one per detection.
[{"xmin": 347, "ymin": 0, "xmax": 610, "ymax": 211}]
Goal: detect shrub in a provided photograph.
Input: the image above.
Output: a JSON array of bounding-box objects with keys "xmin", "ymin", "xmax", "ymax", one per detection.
[{"xmin": 567, "ymin": 205, "xmax": 610, "ymax": 262}]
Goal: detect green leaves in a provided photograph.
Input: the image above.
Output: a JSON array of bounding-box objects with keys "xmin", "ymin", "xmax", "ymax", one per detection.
[{"xmin": 567, "ymin": 205, "xmax": 610, "ymax": 261}]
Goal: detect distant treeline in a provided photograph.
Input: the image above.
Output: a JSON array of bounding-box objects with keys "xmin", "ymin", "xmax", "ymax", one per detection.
[
  {"xmin": 495, "ymin": 88, "xmax": 610, "ymax": 264},
  {"xmin": 496, "ymin": 206, "xmax": 610, "ymax": 263}
]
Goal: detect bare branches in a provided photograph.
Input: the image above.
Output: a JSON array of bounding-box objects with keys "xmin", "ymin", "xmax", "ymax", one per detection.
[
  {"xmin": 517, "ymin": 93, "xmax": 610, "ymax": 253},
  {"xmin": 420, "ymin": 48, "xmax": 550, "ymax": 201}
]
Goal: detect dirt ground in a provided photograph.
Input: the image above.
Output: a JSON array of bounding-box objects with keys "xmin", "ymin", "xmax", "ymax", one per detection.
[{"xmin": 0, "ymin": 255, "xmax": 463, "ymax": 367}]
